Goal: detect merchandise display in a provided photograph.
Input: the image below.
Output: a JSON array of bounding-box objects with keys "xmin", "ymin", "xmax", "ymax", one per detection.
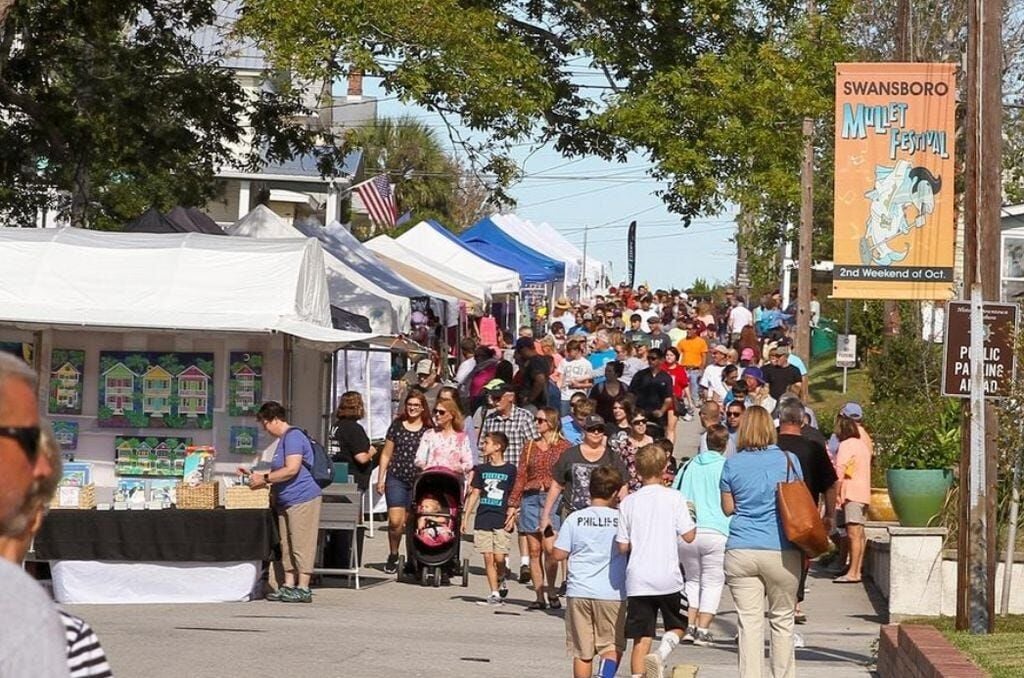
[
  {"xmin": 227, "ymin": 351, "xmax": 263, "ymax": 415},
  {"xmin": 52, "ymin": 420, "xmax": 79, "ymax": 450},
  {"xmin": 229, "ymin": 426, "xmax": 259, "ymax": 454},
  {"xmin": 114, "ymin": 436, "xmax": 192, "ymax": 477},
  {"xmin": 48, "ymin": 349, "xmax": 85, "ymax": 414}
]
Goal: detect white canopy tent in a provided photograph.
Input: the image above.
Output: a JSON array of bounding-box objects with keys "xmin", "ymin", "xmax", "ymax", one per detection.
[
  {"xmin": 365, "ymin": 235, "xmax": 490, "ymax": 306},
  {"xmin": 228, "ymin": 206, "xmax": 401, "ymax": 333},
  {"xmin": 0, "ymin": 227, "xmax": 372, "ymax": 348},
  {"xmin": 396, "ymin": 221, "xmax": 521, "ymax": 295},
  {"xmin": 489, "ymin": 213, "xmax": 581, "ymax": 288},
  {"xmin": 320, "ymin": 221, "xmax": 459, "ymax": 327},
  {"xmin": 531, "ymin": 220, "xmax": 607, "ymax": 290}
]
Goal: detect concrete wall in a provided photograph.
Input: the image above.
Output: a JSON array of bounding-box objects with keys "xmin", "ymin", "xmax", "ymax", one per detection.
[{"xmin": 868, "ymin": 525, "xmax": 1024, "ymax": 619}]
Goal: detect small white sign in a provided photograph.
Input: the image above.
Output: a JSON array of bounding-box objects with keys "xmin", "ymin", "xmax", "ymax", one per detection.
[
  {"xmin": 57, "ymin": 486, "xmax": 80, "ymax": 508},
  {"xmin": 836, "ymin": 334, "xmax": 857, "ymax": 368}
]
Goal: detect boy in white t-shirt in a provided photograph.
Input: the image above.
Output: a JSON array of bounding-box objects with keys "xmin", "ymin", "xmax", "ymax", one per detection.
[
  {"xmin": 616, "ymin": 443, "xmax": 697, "ymax": 678},
  {"xmin": 552, "ymin": 465, "xmax": 628, "ymax": 678}
]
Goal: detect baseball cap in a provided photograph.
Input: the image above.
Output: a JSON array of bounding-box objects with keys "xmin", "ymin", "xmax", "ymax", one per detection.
[
  {"xmin": 583, "ymin": 312, "xmax": 594, "ymax": 321},
  {"xmin": 415, "ymin": 359, "xmax": 433, "ymax": 375},
  {"xmin": 648, "ymin": 316, "xmax": 662, "ymax": 324},
  {"xmin": 690, "ymin": 320, "xmax": 706, "ymax": 333},
  {"xmin": 740, "ymin": 347, "xmax": 755, "ymax": 360},
  {"xmin": 513, "ymin": 337, "xmax": 535, "ymax": 351},
  {"xmin": 484, "ymin": 379, "xmax": 514, "ymax": 395},
  {"xmin": 840, "ymin": 402, "xmax": 864, "ymax": 420},
  {"xmin": 711, "ymin": 344, "xmax": 729, "ymax": 355},
  {"xmin": 583, "ymin": 414, "xmax": 606, "ymax": 431},
  {"xmin": 743, "ymin": 366, "xmax": 766, "ymax": 385}
]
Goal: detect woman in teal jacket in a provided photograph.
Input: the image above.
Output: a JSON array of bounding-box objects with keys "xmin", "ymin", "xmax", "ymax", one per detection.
[{"xmin": 672, "ymin": 423, "xmax": 732, "ymax": 645}]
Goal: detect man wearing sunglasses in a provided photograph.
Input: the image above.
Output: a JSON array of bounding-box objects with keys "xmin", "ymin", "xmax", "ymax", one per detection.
[{"xmin": 0, "ymin": 352, "xmax": 69, "ymax": 677}]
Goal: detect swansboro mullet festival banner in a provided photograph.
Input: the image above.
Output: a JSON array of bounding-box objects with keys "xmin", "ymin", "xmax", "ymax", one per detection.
[{"xmin": 832, "ymin": 63, "xmax": 957, "ymax": 300}]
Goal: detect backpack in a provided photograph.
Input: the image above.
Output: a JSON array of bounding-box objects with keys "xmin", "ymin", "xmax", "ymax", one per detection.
[{"xmin": 287, "ymin": 428, "xmax": 334, "ymax": 489}]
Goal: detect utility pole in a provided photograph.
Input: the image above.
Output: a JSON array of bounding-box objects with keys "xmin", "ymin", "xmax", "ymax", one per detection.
[
  {"xmin": 956, "ymin": 0, "xmax": 1002, "ymax": 634},
  {"xmin": 794, "ymin": 0, "xmax": 816, "ymax": 366},
  {"xmin": 735, "ymin": 210, "xmax": 751, "ymax": 301}
]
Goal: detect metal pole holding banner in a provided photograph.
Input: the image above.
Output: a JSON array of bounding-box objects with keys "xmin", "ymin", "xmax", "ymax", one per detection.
[
  {"xmin": 1002, "ymin": 430, "xmax": 1022, "ymax": 615},
  {"xmin": 968, "ymin": 285, "xmax": 989, "ymax": 632},
  {"xmin": 843, "ymin": 300, "xmax": 851, "ymax": 394}
]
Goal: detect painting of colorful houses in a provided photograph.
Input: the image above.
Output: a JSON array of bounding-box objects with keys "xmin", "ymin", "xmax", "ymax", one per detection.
[
  {"xmin": 115, "ymin": 436, "xmax": 192, "ymax": 477},
  {"xmin": 52, "ymin": 420, "xmax": 79, "ymax": 451},
  {"xmin": 228, "ymin": 352, "xmax": 263, "ymax": 416},
  {"xmin": 98, "ymin": 352, "xmax": 214, "ymax": 428},
  {"xmin": 48, "ymin": 349, "xmax": 85, "ymax": 415},
  {"xmin": 230, "ymin": 426, "xmax": 259, "ymax": 454}
]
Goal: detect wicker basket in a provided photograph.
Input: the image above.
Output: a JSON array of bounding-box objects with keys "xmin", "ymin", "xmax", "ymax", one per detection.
[
  {"xmin": 50, "ymin": 484, "xmax": 96, "ymax": 509},
  {"xmin": 224, "ymin": 485, "xmax": 270, "ymax": 509},
  {"xmin": 175, "ymin": 482, "xmax": 219, "ymax": 509}
]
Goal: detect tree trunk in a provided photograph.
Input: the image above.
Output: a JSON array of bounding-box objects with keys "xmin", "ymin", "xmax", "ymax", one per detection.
[{"xmin": 69, "ymin": 162, "xmax": 90, "ymax": 229}]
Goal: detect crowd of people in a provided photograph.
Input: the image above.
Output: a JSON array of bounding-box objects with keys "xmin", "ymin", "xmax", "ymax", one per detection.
[{"xmin": 369, "ymin": 283, "xmax": 870, "ymax": 678}]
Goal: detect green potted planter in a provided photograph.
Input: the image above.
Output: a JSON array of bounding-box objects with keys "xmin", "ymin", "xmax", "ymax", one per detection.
[
  {"xmin": 886, "ymin": 469, "xmax": 953, "ymax": 527},
  {"xmin": 878, "ymin": 399, "xmax": 959, "ymax": 528}
]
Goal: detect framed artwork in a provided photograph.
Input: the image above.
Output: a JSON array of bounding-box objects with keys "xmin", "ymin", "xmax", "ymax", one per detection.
[
  {"xmin": 60, "ymin": 462, "xmax": 92, "ymax": 487},
  {"xmin": 97, "ymin": 351, "xmax": 214, "ymax": 428},
  {"xmin": 230, "ymin": 426, "xmax": 260, "ymax": 454},
  {"xmin": 114, "ymin": 479, "xmax": 147, "ymax": 504},
  {"xmin": 49, "ymin": 349, "xmax": 85, "ymax": 415},
  {"xmin": 52, "ymin": 420, "xmax": 79, "ymax": 450},
  {"xmin": 147, "ymin": 479, "xmax": 178, "ymax": 505},
  {"xmin": 228, "ymin": 352, "xmax": 263, "ymax": 416},
  {"xmin": 115, "ymin": 436, "xmax": 192, "ymax": 477}
]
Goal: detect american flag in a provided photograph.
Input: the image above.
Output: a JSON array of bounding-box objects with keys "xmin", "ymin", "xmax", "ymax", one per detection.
[{"xmin": 354, "ymin": 175, "xmax": 397, "ymax": 229}]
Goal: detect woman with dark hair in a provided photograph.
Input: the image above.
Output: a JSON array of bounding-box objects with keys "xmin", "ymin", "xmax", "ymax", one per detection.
[
  {"xmin": 332, "ymin": 391, "xmax": 373, "ymax": 491},
  {"xmin": 607, "ymin": 408, "xmax": 654, "ymax": 492},
  {"xmin": 376, "ymin": 392, "xmax": 432, "ymax": 574},
  {"xmin": 605, "ymin": 398, "xmax": 636, "ymax": 438},
  {"xmin": 506, "ymin": 406, "xmax": 571, "ymax": 609},
  {"xmin": 589, "ymin": 360, "xmax": 627, "ymax": 422},
  {"xmin": 736, "ymin": 325, "xmax": 759, "ymax": 357},
  {"xmin": 249, "ymin": 401, "xmax": 322, "ymax": 603}
]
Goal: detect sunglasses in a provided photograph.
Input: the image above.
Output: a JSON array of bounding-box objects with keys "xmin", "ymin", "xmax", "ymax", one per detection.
[
  {"xmin": 585, "ymin": 426, "xmax": 605, "ymax": 433},
  {"xmin": 0, "ymin": 426, "xmax": 41, "ymax": 463},
  {"xmin": 631, "ymin": 419, "xmax": 647, "ymax": 425},
  {"xmin": 433, "ymin": 409, "xmax": 450, "ymax": 416},
  {"xmin": 726, "ymin": 411, "xmax": 743, "ymax": 418},
  {"xmin": 535, "ymin": 417, "xmax": 548, "ymax": 423}
]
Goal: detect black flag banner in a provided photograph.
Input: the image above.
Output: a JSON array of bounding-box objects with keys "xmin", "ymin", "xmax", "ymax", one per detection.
[{"xmin": 627, "ymin": 220, "xmax": 637, "ymax": 288}]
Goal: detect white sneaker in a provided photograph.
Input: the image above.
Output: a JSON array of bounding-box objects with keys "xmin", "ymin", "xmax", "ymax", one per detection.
[
  {"xmin": 643, "ymin": 652, "xmax": 664, "ymax": 678},
  {"xmin": 683, "ymin": 413, "xmax": 694, "ymax": 421},
  {"xmin": 477, "ymin": 593, "xmax": 503, "ymax": 607},
  {"xmin": 794, "ymin": 632, "xmax": 805, "ymax": 648},
  {"xmin": 693, "ymin": 630, "xmax": 715, "ymax": 646}
]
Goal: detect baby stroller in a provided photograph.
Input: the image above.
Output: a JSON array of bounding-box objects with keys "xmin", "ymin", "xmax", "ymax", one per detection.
[{"xmin": 398, "ymin": 467, "xmax": 469, "ymax": 587}]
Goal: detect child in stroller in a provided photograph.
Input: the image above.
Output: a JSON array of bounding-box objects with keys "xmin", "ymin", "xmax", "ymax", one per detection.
[{"xmin": 415, "ymin": 494, "xmax": 455, "ymax": 547}]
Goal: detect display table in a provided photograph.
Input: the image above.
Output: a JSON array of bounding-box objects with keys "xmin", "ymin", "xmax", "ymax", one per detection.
[{"xmin": 34, "ymin": 509, "xmax": 277, "ymax": 604}]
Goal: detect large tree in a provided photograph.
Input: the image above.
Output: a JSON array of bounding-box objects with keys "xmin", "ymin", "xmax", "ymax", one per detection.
[
  {"xmin": 0, "ymin": 0, "xmax": 316, "ymax": 228},
  {"xmin": 238, "ymin": 0, "xmax": 848, "ymax": 224}
]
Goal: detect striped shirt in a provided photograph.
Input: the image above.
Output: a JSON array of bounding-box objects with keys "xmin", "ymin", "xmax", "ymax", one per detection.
[{"xmin": 59, "ymin": 611, "xmax": 113, "ymax": 677}]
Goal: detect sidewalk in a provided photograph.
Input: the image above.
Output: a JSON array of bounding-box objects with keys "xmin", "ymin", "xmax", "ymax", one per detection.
[{"xmin": 69, "ymin": 417, "xmax": 882, "ymax": 677}]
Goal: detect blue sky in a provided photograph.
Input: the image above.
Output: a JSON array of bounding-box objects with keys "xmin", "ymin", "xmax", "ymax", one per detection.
[{"xmin": 365, "ymin": 82, "xmax": 738, "ymax": 291}]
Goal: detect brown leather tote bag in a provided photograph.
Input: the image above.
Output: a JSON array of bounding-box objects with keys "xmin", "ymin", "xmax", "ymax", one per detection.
[{"xmin": 776, "ymin": 450, "xmax": 830, "ymax": 557}]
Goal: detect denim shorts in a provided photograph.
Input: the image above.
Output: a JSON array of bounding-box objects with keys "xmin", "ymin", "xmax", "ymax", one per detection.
[
  {"xmin": 518, "ymin": 491, "xmax": 562, "ymax": 534},
  {"xmin": 384, "ymin": 476, "xmax": 413, "ymax": 509}
]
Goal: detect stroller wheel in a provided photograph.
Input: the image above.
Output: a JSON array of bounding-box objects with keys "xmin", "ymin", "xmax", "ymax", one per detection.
[
  {"xmin": 420, "ymin": 566, "xmax": 430, "ymax": 587},
  {"xmin": 396, "ymin": 555, "xmax": 406, "ymax": 583},
  {"xmin": 432, "ymin": 567, "xmax": 442, "ymax": 587},
  {"xmin": 461, "ymin": 558, "xmax": 470, "ymax": 588}
]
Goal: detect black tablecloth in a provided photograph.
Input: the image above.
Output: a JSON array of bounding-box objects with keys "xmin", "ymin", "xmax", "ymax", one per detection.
[{"xmin": 34, "ymin": 509, "xmax": 278, "ymax": 562}]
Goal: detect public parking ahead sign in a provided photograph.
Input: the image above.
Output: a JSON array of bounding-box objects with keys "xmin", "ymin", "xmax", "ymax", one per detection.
[{"xmin": 941, "ymin": 301, "xmax": 1018, "ymax": 398}]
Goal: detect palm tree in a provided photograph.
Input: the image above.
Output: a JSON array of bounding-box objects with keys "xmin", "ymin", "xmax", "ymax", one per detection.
[{"xmin": 347, "ymin": 115, "xmax": 488, "ymax": 238}]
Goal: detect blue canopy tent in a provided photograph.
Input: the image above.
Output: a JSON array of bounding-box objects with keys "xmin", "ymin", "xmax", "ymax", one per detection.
[
  {"xmin": 459, "ymin": 217, "xmax": 565, "ymax": 333},
  {"xmin": 458, "ymin": 217, "xmax": 565, "ymax": 283}
]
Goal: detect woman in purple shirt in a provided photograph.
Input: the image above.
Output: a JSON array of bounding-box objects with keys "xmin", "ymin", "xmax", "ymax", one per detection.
[{"xmin": 247, "ymin": 401, "xmax": 322, "ymax": 604}]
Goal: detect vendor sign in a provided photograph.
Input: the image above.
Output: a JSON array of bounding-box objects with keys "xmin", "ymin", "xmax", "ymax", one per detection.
[{"xmin": 832, "ymin": 62, "xmax": 956, "ymax": 300}]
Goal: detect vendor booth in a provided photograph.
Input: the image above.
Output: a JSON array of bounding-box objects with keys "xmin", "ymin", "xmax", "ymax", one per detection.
[
  {"xmin": 365, "ymin": 234, "xmax": 491, "ymax": 308},
  {"xmin": 0, "ymin": 227, "xmax": 375, "ymax": 603},
  {"xmin": 491, "ymin": 213, "xmax": 606, "ymax": 294},
  {"xmin": 228, "ymin": 206, "xmax": 404, "ymax": 334}
]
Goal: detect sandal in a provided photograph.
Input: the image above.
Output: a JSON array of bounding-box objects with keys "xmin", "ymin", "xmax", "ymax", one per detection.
[
  {"xmin": 547, "ymin": 595, "xmax": 562, "ymax": 610},
  {"xmin": 833, "ymin": 575, "xmax": 862, "ymax": 584},
  {"xmin": 527, "ymin": 600, "xmax": 548, "ymax": 611}
]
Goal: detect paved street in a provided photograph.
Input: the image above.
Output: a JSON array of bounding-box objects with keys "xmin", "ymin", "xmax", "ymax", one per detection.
[{"xmin": 66, "ymin": 419, "xmax": 882, "ymax": 677}]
